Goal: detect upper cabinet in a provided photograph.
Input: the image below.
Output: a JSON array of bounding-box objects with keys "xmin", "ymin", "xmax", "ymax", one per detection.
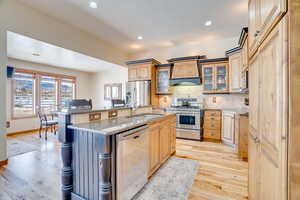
[
  {"xmin": 228, "ymin": 51, "xmax": 242, "ymax": 93},
  {"xmin": 126, "ymin": 58, "xmax": 161, "ymax": 107},
  {"xmin": 248, "ymin": 0, "xmax": 287, "ymax": 56},
  {"xmin": 156, "ymin": 64, "xmax": 172, "ymax": 94},
  {"xmin": 240, "ymin": 28, "xmax": 249, "ymax": 93},
  {"xmin": 126, "ymin": 59, "xmax": 161, "ymax": 82},
  {"xmin": 229, "ymin": 53, "xmax": 242, "ymax": 93},
  {"xmin": 200, "ymin": 58, "xmax": 229, "ymax": 94},
  {"xmin": 128, "ymin": 64, "xmax": 151, "ymax": 81}
]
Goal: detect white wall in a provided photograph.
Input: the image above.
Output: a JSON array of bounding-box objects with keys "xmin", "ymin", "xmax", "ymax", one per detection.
[
  {"xmin": 6, "ymin": 58, "xmax": 93, "ymax": 133},
  {"xmin": 90, "ymin": 67, "xmax": 128, "ymax": 109},
  {"xmin": 129, "ymin": 36, "xmax": 239, "ymax": 62},
  {"xmin": 0, "ymin": 29, "xmax": 7, "ymax": 162}
]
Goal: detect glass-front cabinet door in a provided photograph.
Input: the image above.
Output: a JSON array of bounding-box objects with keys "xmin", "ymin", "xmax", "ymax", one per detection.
[
  {"xmin": 203, "ymin": 65, "xmax": 214, "ymax": 92},
  {"xmin": 215, "ymin": 63, "xmax": 228, "ymax": 92},
  {"xmin": 156, "ymin": 68, "xmax": 171, "ymax": 94}
]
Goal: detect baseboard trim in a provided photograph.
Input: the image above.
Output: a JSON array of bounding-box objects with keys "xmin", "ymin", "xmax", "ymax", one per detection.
[
  {"xmin": 0, "ymin": 159, "xmax": 8, "ymax": 166},
  {"xmin": 7, "ymin": 128, "xmax": 41, "ymax": 136}
]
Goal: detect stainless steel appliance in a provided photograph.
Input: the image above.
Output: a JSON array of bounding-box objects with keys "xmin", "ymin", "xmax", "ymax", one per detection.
[
  {"xmin": 126, "ymin": 81, "xmax": 151, "ymax": 107},
  {"xmin": 167, "ymin": 98, "xmax": 204, "ymax": 140},
  {"xmin": 116, "ymin": 125, "xmax": 149, "ymax": 200}
]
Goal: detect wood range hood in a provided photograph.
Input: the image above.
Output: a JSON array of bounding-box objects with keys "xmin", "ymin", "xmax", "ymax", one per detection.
[{"xmin": 167, "ymin": 55, "xmax": 207, "ymax": 86}]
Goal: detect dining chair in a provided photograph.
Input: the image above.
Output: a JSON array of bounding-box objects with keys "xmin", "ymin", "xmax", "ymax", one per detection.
[{"xmin": 37, "ymin": 111, "xmax": 58, "ymax": 140}]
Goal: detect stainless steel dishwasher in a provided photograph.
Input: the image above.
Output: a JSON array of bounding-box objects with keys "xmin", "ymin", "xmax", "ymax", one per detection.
[{"xmin": 116, "ymin": 124, "xmax": 149, "ymax": 200}]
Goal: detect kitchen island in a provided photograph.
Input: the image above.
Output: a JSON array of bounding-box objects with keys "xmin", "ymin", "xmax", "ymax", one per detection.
[{"xmin": 57, "ymin": 108, "xmax": 176, "ymax": 200}]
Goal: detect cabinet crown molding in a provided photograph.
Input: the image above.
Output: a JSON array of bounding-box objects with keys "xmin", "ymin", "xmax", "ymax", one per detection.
[
  {"xmin": 198, "ymin": 57, "xmax": 229, "ymax": 64},
  {"xmin": 238, "ymin": 27, "xmax": 249, "ymax": 48},
  {"xmin": 167, "ymin": 55, "xmax": 206, "ymax": 63},
  {"xmin": 126, "ymin": 58, "xmax": 161, "ymax": 66},
  {"xmin": 226, "ymin": 47, "xmax": 242, "ymax": 56}
]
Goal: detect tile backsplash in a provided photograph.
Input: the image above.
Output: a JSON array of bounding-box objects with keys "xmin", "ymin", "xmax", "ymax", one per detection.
[{"xmin": 162, "ymin": 85, "xmax": 248, "ymax": 110}]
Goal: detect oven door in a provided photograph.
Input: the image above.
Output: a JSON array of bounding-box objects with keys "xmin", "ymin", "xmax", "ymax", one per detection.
[
  {"xmin": 179, "ymin": 115, "xmax": 196, "ymax": 126},
  {"xmin": 177, "ymin": 113, "xmax": 200, "ymax": 130}
]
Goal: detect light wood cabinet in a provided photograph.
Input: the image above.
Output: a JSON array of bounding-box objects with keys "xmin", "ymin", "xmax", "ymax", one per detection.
[
  {"xmin": 128, "ymin": 64, "xmax": 151, "ymax": 81},
  {"xmin": 229, "ymin": 52, "xmax": 242, "ymax": 93},
  {"xmin": 148, "ymin": 123, "xmax": 161, "ymax": 176},
  {"xmin": 148, "ymin": 115, "xmax": 176, "ymax": 177},
  {"xmin": 126, "ymin": 59, "xmax": 161, "ymax": 107},
  {"xmin": 238, "ymin": 115, "xmax": 249, "ymax": 161},
  {"xmin": 241, "ymin": 37, "xmax": 249, "ymax": 71},
  {"xmin": 160, "ymin": 121, "xmax": 171, "ymax": 163},
  {"xmin": 258, "ymin": 19, "xmax": 287, "ymax": 200},
  {"xmin": 128, "ymin": 66, "xmax": 137, "ymax": 81},
  {"xmin": 249, "ymin": 54, "xmax": 260, "ymax": 134},
  {"xmin": 203, "ymin": 110, "xmax": 222, "ymax": 141},
  {"xmin": 222, "ymin": 111, "xmax": 235, "ymax": 146},
  {"xmin": 248, "ymin": 0, "xmax": 260, "ymax": 55},
  {"xmin": 248, "ymin": 18, "xmax": 288, "ymax": 200},
  {"xmin": 156, "ymin": 66, "xmax": 171, "ymax": 94},
  {"xmin": 171, "ymin": 60, "xmax": 199, "ymax": 79},
  {"xmin": 248, "ymin": 0, "xmax": 287, "ymax": 57},
  {"xmin": 202, "ymin": 61, "xmax": 229, "ymax": 93},
  {"xmin": 170, "ymin": 118, "xmax": 177, "ymax": 154},
  {"xmin": 248, "ymin": 129, "xmax": 260, "ymax": 200}
]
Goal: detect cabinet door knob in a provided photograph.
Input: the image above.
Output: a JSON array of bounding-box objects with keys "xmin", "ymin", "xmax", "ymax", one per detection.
[{"xmin": 254, "ymin": 30, "xmax": 260, "ymax": 37}]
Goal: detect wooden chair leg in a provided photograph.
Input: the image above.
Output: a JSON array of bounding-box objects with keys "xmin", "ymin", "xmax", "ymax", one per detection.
[
  {"xmin": 45, "ymin": 127, "xmax": 48, "ymax": 140},
  {"xmin": 39, "ymin": 125, "xmax": 42, "ymax": 138}
]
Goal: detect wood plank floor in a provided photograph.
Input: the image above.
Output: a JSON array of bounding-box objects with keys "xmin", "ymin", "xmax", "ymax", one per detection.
[
  {"xmin": 176, "ymin": 140, "xmax": 248, "ymax": 200},
  {"xmin": 1, "ymin": 132, "xmax": 248, "ymax": 200}
]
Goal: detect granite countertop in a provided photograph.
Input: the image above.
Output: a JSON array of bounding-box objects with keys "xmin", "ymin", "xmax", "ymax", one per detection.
[
  {"xmin": 68, "ymin": 111, "xmax": 174, "ymax": 136},
  {"xmin": 200, "ymin": 108, "xmax": 248, "ymax": 117},
  {"xmin": 56, "ymin": 105, "xmax": 152, "ymax": 115}
]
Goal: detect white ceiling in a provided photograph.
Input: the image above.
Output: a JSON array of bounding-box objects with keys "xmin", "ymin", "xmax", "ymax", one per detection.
[
  {"xmin": 7, "ymin": 31, "xmax": 124, "ymax": 72},
  {"xmin": 17, "ymin": 0, "xmax": 248, "ymax": 53}
]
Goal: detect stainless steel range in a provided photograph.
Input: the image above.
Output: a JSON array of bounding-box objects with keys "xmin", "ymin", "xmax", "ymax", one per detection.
[{"xmin": 166, "ymin": 98, "xmax": 204, "ymax": 141}]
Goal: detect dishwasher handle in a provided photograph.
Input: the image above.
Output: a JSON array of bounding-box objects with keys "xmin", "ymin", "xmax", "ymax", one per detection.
[{"xmin": 117, "ymin": 125, "xmax": 149, "ymax": 141}]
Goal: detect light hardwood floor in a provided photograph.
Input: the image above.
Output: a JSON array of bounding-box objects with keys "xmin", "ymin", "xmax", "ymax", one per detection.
[
  {"xmin": 176, "ymin": 140, "xmax": 248, "ymax": 200},
  {"xmin": 1, "ymin": 131, "xmax": 248, "ymax": 200}
]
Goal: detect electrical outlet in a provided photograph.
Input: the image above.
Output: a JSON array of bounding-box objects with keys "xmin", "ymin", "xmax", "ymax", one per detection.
[
  {"xmin": 6, "ymin": 121, "xmax": 10, "ymax": 128},
  {"xmin": 213, "ymin": 97, "xmax": 217, "ymax": 103}
]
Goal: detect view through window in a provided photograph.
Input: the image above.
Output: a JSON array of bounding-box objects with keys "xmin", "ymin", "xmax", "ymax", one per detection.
[
  {"xmin": 13, "ymin": 72, "xmax": 35, "ymax": 117},
  {"xmin": 12, "ymin": 70, "xmax": 76, "ymax": 118},
  {"xmin": 60, "ymin": 79, "xmax": 75, "ymax": 108},
  {"xmin": 40, "ymin": 76, "xmax": 57, "ymax": 113}
]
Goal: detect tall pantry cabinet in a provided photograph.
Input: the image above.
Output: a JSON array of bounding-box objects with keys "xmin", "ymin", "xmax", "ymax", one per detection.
[{"xmin": 248, "ymin": 0, "xmax": 300, "ymax": 199}]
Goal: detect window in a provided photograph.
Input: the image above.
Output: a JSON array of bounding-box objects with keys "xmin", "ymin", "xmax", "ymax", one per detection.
[
  {"xmin": 60, "ymin": 79, "xmax": 75, "ymax": 108},
  {"xmin": 11, "ymin": 69, "xmax": 76, "ymax": 118},
  {"xmin": 12, "ymin": 72, "xmax": 36, "ymax": 118},
  {"xmin": 40, "ymin": 76, "xmax": 57, "ymax": 112},
  {"xmin": 104, "ymin": 83, "xmax": 122, "ymax": 100}
]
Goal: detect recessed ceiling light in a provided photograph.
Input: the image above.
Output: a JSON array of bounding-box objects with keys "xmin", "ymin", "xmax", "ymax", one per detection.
[
  {"xmin": 137, "ymin": 36, "xmax": 143, "ymax": 40},
  {"xmin": 205, "ymin": 20, "xmax": 212, "ymax": 26},
  {"xmin": 32, "ymin": 53, "xmax": 40, "ymax": 56},
  {"xmin": 89, "ymin": 1, "xmax": 98, "ymax": 9}
]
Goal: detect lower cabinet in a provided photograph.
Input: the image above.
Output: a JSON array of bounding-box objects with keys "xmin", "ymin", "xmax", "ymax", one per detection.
[
  {"xmin": 148, "ymin": 115, "xmax": 176, "ymax": 177},
  {"xmin": 221, "ymin": 111, "xmax": 235, "ymax": 146},
  {"xmin": 160, "ymin": 122, "xmax": 171, "ymax": 163},
  {"xmin": 148, "ymin": 123, "xmax": 161, "ymax": 176}
]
